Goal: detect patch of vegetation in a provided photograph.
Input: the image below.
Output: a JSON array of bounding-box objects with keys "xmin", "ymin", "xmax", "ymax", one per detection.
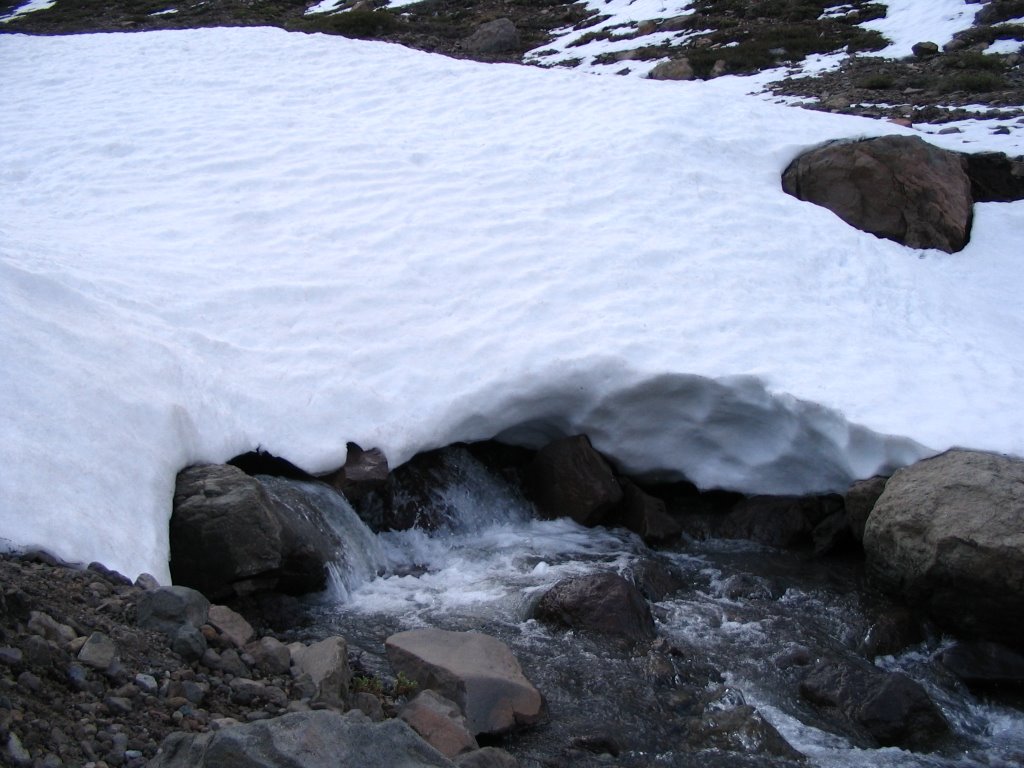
[
  {"xmin": 941, "ymin": 71, "xmax": 1008, "ymax": 94},
  {"xmin": 976, "ymin": 0, "xmax": 1024, "ymax": 26},
  {"xmin": 393, "ymin": 671, "xmax": 419, "ymax": 698},
  {"xmin": 682, "ymin": 21, "xmax": 886, "ymax": 78},
  {"xmin": 305, "ymin": 9, "xmax": 403, "ymax": 39},
  {"xmin": 351, "ymin": 674, "xmax": 384, "ymax": 696},
  {"xmin": 856, "ymin": 73, "xmax": 894, "ymax": 90}
]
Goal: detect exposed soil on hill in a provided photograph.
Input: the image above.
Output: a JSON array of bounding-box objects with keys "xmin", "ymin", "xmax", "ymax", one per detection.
[{"xmin": 2, "ymin": 0, "xmax": 1022, "ymax": 126}]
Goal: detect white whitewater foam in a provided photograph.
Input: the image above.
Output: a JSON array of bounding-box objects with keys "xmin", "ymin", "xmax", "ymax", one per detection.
[{"xmin": 1, "ymin": 28, "xmax": 1023, "ymax": 580}]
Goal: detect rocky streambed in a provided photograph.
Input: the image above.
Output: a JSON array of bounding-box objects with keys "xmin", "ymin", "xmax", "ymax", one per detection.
[{"xmin": 4, "ymin": 438, "xmax": 1024, "ymax": 767}]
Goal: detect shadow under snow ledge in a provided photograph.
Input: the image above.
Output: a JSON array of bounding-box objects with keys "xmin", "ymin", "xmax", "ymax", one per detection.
[{"xmin": 438, "ymin": 367, "xmax": 933, "ymax": 497}]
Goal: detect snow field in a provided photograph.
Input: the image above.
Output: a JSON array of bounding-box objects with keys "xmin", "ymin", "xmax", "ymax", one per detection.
[{"xmin": 0, "ymin": 27, "xmax": 1022, "ymax": 580}]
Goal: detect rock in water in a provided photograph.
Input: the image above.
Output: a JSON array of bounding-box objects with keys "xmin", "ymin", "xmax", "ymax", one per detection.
[
  {"xmin": 863, "ymin": 450, "xmax": 1024, "ymax": 648},
  {"xmin": 782, "ymin": 135, "xmax": 973, "ymax": 253},
  {"xmin": 148, "ymin": 710, "xmax": 454, "ymax": 768},
  {"xmin": 799, "ymin": 659, "xmax": 950, "ymax": 751},
  {"xmin": 533, "ymin": 571, "xmax": 656, "ymax": 644},
  {"xmin": 386, "ymin": 629, "xmax": 545, "ymax": 736},
  {"xmin": 526, "ymin": 435, "xmax": 622, "ymax": 526}
]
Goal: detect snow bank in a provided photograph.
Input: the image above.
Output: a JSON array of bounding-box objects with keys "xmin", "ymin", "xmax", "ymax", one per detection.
[
  {"xmin": 860, "ymin": 0, "xmax": 976, "ymax": 57},
  {"xmin": 1, "ymin": 28, "xmax": 1022, "ymax": 580}
]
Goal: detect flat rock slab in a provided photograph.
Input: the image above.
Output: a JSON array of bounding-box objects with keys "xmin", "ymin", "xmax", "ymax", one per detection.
[
  {"xmin": 386, "ymin": 629, "xmax": 545, "ymax": 736},
  {"xmin": 148, "ymin": 710, "xmax": 453, "ymax": 768}
]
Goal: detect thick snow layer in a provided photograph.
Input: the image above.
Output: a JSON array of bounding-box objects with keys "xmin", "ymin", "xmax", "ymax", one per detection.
[
  {"xmin": 1, "ymin": 28, "xmax": 1023, "ymax": 581},
  {"xmin": 985, "ymin": 38, "xmax": 1023, "ymax": 56},
  {"xmin": 860, "ymin": 0, "xmax": 976, "ymax": 57}
]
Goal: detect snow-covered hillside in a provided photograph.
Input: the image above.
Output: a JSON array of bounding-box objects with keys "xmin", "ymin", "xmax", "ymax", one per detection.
[{"xmin": 1, "ymin": 25, "xmax": 1022, "ymax": 581}]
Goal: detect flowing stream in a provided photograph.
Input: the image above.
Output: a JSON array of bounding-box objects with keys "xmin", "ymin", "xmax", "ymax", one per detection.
[{"xmin": 263, "ymin": 449, "xmax": 1024, "ymax": 768}]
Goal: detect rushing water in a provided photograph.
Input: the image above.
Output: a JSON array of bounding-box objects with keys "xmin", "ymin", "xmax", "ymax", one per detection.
[{"xmin": 276, "ymin": 449, "xmax": 1024, "ymax": 768}]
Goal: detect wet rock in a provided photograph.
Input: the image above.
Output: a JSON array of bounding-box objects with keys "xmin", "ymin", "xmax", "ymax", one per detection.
[
  {"xmin": 627, "ymin": 558, "xmax": 688, "ymax": 602},
  {"xmin": 939, "ymin": 641, "xmax": 1024, "ymax": 691},
  {"xmin": 170, "ymin": 464, "xmax": 283, "ymax": 600},
  {"xmin": 534, "ymin": 571, "xmax": 656, "ymax": 643},
  {"xmin": 206, "ymin": 604, "xmax": 254, "ymax": 649},
  {"xmin": 611, "ymin": 480, "xmax": 682, "ymax": 545},
  {"xmin": 526, "ymin": 435, "xmax": 622, "ymax": 526},
  {"xmin": 136, "ymin": 586, "xmax": 210, "ymax": 636},
  {"xmin": 799, "ymin": 659, "xmax": 950, "ymax": 751},
  {"xmin": 400, "ymin": 689, "xmax": 478, "ymax": 758},
  {"xmin": 147, "ymin": 710, "xmax": 454, "ymax": 767},
  {"xmin": 324, "ymin": 442, "xmax": 390, "ymax": 506},
  {"xmin": 857, "ymin": 606, "xmax": 923, "ymax": 658},
  {"xmin": 709, "ymin": 494, "xmax": 841, "ymax": 549},
  {"xmin": 649, "ymin": 58, "xmax": 695, "ymax": 80},
  {"xmin": 844, "ymin": 475, "xmax": 887, "ymax": 543},
  {"xmin": 463, "ymin": 18, "xmax": 520, "ymax": 54},
  {"xmin": 386, "ymin": 629, "xmax": 545, "ymax": 736},
  {"xmin": 290, "ymin": 636, "xmax": 351, "ymax": 708},
  {"xmin": 686, "ymin": 689, "xmax": 803, "ymax": 760},
  {"xmin": 351, "ymin": 691, "xmax": 385, "ymax": 721},
  {"xmin": 782, "ymin": 136, "xmax": 973, "ymax": 253},
  {"xmin": 864, "ymin": 449, "xmax": 1024, "ymax": 647}
]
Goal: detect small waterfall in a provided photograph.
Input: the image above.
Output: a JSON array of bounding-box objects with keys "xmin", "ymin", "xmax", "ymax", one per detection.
[{"xmin": 256, "ymin": 475, "xmax": 386, "ymax": 601}]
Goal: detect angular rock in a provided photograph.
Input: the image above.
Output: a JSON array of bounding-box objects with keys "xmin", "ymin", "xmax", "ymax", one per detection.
[
  {"xmin": 246, "ymin": 636, "xmax": 291, "ymax": 676},
  {"xmin": 207, "ymin": 604, "xmax": 254, "ymax": 648},
  {"xmin": 782, "ymin": 136, "xmax": 973, "ymax": 253},
  {"xmin": 172, "ymin": 624, "xmax": 208, "ymax": 662},
  {"xmin": 709, "ymin": 494, "xmax": 841, "ymax": 549},
  {"xmin": 27, "ymin": 611, "xmax": 76, "ymax": 645},
  {"xmin": 290, "ymin": 636, "xmax": 351, "ymax": 708},
  {"xmin": 401, "ymin": 689, "xmax": 478, "ymax": 758},
  {"xmin": 136, "ymin": 586, "xmax": 210, "ymax": 636},
  {"xmin": 649, "ymin": 58, "xmax": 695, "ymax": 80},
  {"xmin": 963, "ymin": 151, "xmax": 1024, "ymax": 203},
  {"xmin": 171, "ymin": 464, "xmax": 283, "ymax": 601},
  {"xmin": 386, "ymin": 629, "xmax": 545, "ymax": 736},
  {"xmin": 863, "ymin": 450, "xmax": 1024, "ymax": 647},
  {"xmin": 77, "ymin": 632, "xmax": 118, "ymax": 671},
  {"xmin": 844, "ymin": 475, "xmax": 887, "ymax": 543},
  {"xmin": 612, "ymin": 480, "xmax": 682, "ymax": 546},
  {"xmin": 463, "ymin": 18, "xmax": 520, "ymax": 54},
  {"xmin": 325, "ymin": 442, "xmax": 390, "ymax": 505},
  {"xmin": 526, "ymin": 435, "xmax": 622, "ymax": 526},
  {"xmin": 799, "ymin": 659, "xmax": 950, "ymax": 751},
  {"xmin": 533, "ymin": 571, "xmax": 656, "ymax": 644},
  {"xmin": 148, "ymin": 710, "xmax": 453, "ymax": 768}
]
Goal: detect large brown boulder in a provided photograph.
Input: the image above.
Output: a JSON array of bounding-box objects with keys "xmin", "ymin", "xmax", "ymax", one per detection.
[
  {"xmin": 526, "ymin": 435, "xmax": 622, "ymax": 526},
  {"xmin": 863, "ymin": 450, "xmax": 1024, "ymax": 648},
  {"xmin": 782, "ymin": 136, "xmax": 973, "ymax": 253},
  {"xmin": 386, "ymin": 629, "xmax": 545, "ymax": 737}
]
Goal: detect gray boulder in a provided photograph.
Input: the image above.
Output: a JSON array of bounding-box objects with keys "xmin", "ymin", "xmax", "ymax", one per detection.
[
  {"xmin": 170, "ymin": 465, "xmax": 284, "ymax": 600},
  {"xmin": 863, "ymin": 449, "xmax": 1024, "ymax": 647},
  {"xmin": 290, "ymin": 636, "xmax": 351, "ymax": 708},
  {"xmin": 148, "ymin": 710, "xmax": 454, "ymax": 768},
  {"xmin": 799, "ymin": 659, "xmax": 950, "ymax": 751},
  {"xmin": 533, "ymin": 571, "xmax": 656, "ymax": 644},
  {"xmin": 526, "ymin": 435, "xmax": 622, "ymax": 526},
  {"xmin": 386, "ymin": 629, "xmax": 545, "ymax": 736},
  {"xmin": 463, "ymin": 18, "xmax": 520, "ymax": 54},
  {"xmin": 782, "ymin": 135, "xmax": 973, "ymax": 253},
  {"xmin": 136, "ymin": 586, "xmax": 210, "ymax": 636},
  {"xmin": 648, "ymin": 58, "xmax": 695, "ymax": 80}
]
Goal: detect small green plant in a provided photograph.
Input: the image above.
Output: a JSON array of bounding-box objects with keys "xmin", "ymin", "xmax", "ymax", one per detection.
[
  {"xmin": 941, "ymin": 71, "xmax": 1006, "ymax": 94},
  {"xmin": 351, "ymin": 675, "xmax": 383, "ymax": 696},
  {"xmin": 393, "ymin": 672, "xmax": 419, "ymax": 698}
]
